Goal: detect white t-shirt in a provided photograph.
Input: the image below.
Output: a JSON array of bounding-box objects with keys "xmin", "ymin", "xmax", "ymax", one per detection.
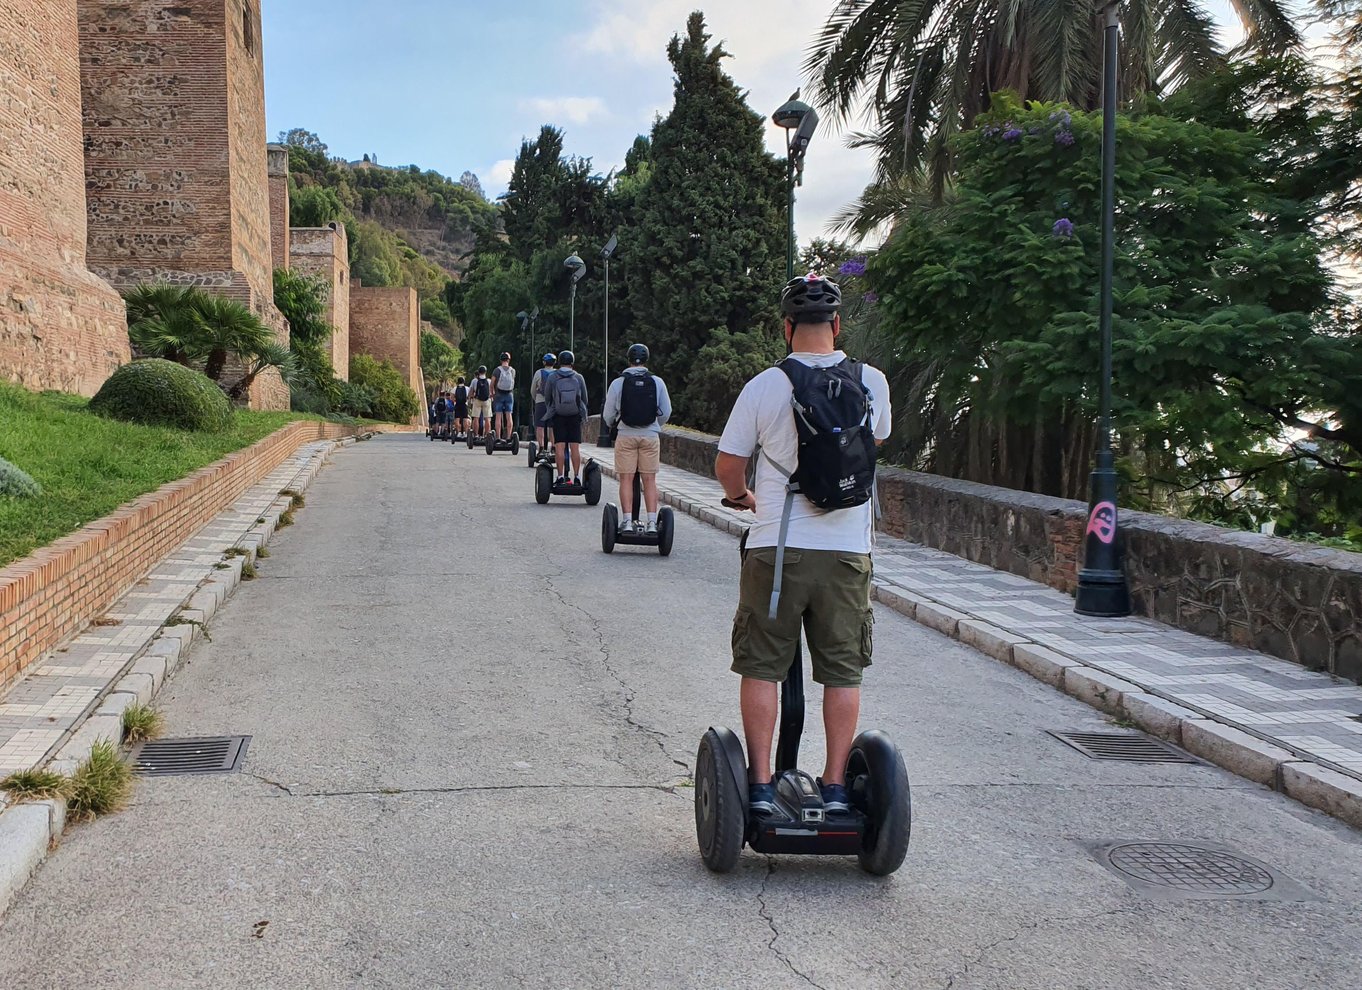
[{"xmin": 717, "ymin": 351, "xmax": 891, "ymax": 553}]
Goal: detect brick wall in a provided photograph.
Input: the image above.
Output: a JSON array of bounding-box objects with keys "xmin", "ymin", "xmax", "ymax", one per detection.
[
  {"xmin": 350, "ymin": 285, "xmax": 419, "ymax": 396},
  {"xmin": 79, "ymin": 0, "xmax": 288, "ymax": 410},
  {"xmin": 0, "ymin": 420, "xmax": 361, "ymax": 693},
  {"xmin": 0, "ymin": 0, "xmax": 129, "ymax": 396},
  {"xmin": 290, "ymin": 225, "xmax": 350, "ymax": 381},
  {"xmin": 589, "ymin": 417, "xmax": 1362, "ymax": 683},
  {"xmin": 267, "ymin": 143, "xmax": 289, "ymax": 272}
]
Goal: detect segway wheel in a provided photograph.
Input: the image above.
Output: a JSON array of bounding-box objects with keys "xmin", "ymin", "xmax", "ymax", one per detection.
[
  {"xmin": 847, "ymin": 730, "xmax": 912, "ymax": 876},
  {"xmin": 527, "ymin": 441, "xmax": 538, "ymax": 468},
  {"xmin": 695, "ymin": 730, "xmax": 745, "ymax": 873},
  {"xmin": 511, "ymin": 435, "xmax": 520, "ymax": 456},
  {"xmin": 534, "ymin": 464, "xmax": 552, "ymax": 504},
  {"xmin": 485, "ymin": 433, "xmax": 495, "ymax": 455},
  {"xmin": 657, "ymin": 506, "xmax": 675, "ymax": 557},
  {"xmin": 466, "ymin": 434, "xmax": 475, "ymax": 450},
  {"xmin": 601, "ymin": 504, "xmax": 618, "ymax": 554},
  {"xmin": 584, "ymin": 462, "xmax": 602, "ymax": 506}
]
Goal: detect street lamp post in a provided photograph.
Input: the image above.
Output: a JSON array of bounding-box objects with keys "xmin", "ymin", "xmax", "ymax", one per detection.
[
  {"xmin": 773, "ymin": 91, "xmax": 819, "ymax": 279},
  {"xmin": 563, "ymin": 254, "xmax": 586, "ymax": 351},
  {"xmin": 598, "ymin": 234, "xmax": 618, "ymax": 449},
  {"xmin": 1075, "ymin": 1, "xmax": 1131, "ymax": 618}
]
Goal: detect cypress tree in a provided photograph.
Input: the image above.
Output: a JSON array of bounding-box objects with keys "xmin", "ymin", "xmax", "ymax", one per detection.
[{"xmin": 624, "ymin": 12, "xmax": 786, "ymax": 424}]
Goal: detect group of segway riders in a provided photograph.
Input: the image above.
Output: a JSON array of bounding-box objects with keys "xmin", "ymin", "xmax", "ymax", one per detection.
[{"xmin": 429, "ymin": 273, "xmax": 909, "ymax": 874}]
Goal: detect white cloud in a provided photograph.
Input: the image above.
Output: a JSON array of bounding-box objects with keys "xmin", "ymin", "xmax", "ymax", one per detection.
[
  {"xmin": 484, "ymin": 158, "xmax": 516, "ymax": 197},
  {"xmin": 519, "ymin": 96, "xmax": 609, "ymax": 126}
]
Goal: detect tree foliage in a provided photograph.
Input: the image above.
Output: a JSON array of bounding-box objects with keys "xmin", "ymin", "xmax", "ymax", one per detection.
[
  {"xmin": 349, "ymin": 354, "xmax": 419, "ymax": 424},
  {"xmin": 868, "ymin": 66, "xmax": 1361, "ymax": 536}
]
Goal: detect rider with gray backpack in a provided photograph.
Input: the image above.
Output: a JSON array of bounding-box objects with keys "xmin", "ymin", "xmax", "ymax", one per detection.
[
  {"xmin": 714, "ymin": 273, "xmax": 892, "ymax": 819},
  {"xmin": 544, "ymin": 349, "xmax": 589, "ymax": 486}
]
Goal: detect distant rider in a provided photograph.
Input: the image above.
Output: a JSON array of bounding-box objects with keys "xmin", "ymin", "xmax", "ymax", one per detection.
[
  {"xmin": 452, "ymin": 378, "xmax": 470, "ymax": 438},
  {"xmin": 602, "ymin": 343, "xmax": 672, "ymax": 534},
  {"xmin": 544, "ymin": 350, "xmax": 589, "ymax": 486},
  {"xmin": 531, "ymin": 352, "xmax": 557, "ymax": 451},
  {"xmin": 469, "ymin": 366, "xmax": 493, "ymax": 441},
  {"xmin": 491, "ymin": 352, "xmax": 517, "ymax": 442}
]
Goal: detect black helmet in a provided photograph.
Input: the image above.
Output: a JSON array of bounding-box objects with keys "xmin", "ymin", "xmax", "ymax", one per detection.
[
  {"xmin": 627, "ymin": 343, "xmax": 649, "ymax": 366},
  {"xmin": 542, "ymin": 352, "xmax": 556, "ymax": 365},
  {"xmin": 499, "ymin": 352, "xmax": 511, "ymax": 363},
  {"xmin": 477, "ymin": 365, "xmax": 487, "ymax": 374},
  {"xmin": 781, "ymin": 273, "xmax": 842, "ymax": 323},
  {"xmin": 557, "ymin": 349, "xmax": 575, "ymax": 367}
]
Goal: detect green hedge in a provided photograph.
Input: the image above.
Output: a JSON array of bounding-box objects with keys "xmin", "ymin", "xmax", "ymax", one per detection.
[{"xmin": 89, "ymin": 359, "xmax": 233, "ymax": 432}]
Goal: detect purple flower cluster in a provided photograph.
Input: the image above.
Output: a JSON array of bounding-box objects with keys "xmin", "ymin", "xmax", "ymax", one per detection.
[
  {"xmin": 1002, "ymin": 127, "xmax": 1024, "ymax": 143},
  {"xmin": 1052, "ymin": 218, "xmax": 1075, "ymax": 239},
  {"xmin": 862, "ymin": 291, "xmax": 879, "ymax": 304},
  {"xmin": 1055, "ymin": 129, "xmax": 1075, "ymax": 147},
  {"xmin": 838, "ymin": 257, "xmax": 867, "ymax": 277}
]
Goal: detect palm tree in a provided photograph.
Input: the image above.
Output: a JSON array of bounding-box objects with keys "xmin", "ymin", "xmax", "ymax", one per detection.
[{"xmin": 806, "ymin": 0, "xmax": 1302, "ymax": 223}]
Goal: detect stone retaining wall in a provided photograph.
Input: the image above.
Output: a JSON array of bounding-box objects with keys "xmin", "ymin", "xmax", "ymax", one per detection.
[
  {"xmin": 0, "ymin": 420, "xmax": 362, "ymax": 692},
  {"xmin": 585, "ymin": 417, "xmax": 1362, "ymax": 682}
]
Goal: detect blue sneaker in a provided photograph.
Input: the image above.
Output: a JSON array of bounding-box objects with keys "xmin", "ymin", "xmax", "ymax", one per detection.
[
  {"xmin": 818, "ymin": 779, "xmax": 850, "ymax": 815},
  {"xmin": 748, "ymin": 781, "xmax": 777, "ymax": 817}
]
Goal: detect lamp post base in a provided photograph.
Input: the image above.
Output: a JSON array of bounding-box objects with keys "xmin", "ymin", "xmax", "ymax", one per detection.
[
  {"xmin": 1074, "ymin": 451, "xmax": 1131, "ymax": 617},
  {"xmin": 1074, "ymin": 567, "xmax": 1131, "ymax": 617}
]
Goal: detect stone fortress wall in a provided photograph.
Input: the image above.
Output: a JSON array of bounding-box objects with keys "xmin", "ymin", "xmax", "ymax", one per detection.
[
  {"xmin": 289, "ymin": 224, "xmax": 351, "ymax": 381},
  {"xmin": 0, "ymin": 0, "xmax": 129, "ymax": 396}
]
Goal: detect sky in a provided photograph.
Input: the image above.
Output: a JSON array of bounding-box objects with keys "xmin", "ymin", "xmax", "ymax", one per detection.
[{"xmin": 259, "ymin": 0, "xmax": 1314, "ymax": 245}]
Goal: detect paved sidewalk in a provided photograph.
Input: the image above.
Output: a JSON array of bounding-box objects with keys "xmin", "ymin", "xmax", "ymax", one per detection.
[
  {"xmin": 0, "ymin": 440, "xmax": 345, "ymax": 777},
  {"xmin": 587, "ymin": 445, "xmax": 1362, "ymax": 794}
]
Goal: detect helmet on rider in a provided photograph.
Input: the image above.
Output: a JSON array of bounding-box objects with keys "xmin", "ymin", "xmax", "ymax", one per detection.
[
  {"xmin": 626, "ymin": 343, "xmax": 649, "ymax": 366},
  {"xmin": 477, "ymin": 365, "xmax": 487, "ymax": 374},
  {"xmin": 557, "ymin": 350, "xmax": 575, "ymax": 367},
  {"xmin": 542, "ymin": 352, "xmax": 556, "ymax": 366},
  {"xmin": 780, "ymin": 273, "xmax": 842, "ymax": 324}
]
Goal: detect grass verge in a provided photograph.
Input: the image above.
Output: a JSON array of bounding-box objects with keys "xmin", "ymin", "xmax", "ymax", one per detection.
[
  {"xmin": 121, "ymin": 703, "xmax": 164, "ymax": 743},
  {"xmin": 0, "ymin": 768, "xmax": 70, "ymax": 802},
  {"xmin": 0, "ymin": 382, "xmax": 321, "ymax": 568},
  {"xmin": 66, "ymin": 740, "xmax": 133, "ymax": 822}
]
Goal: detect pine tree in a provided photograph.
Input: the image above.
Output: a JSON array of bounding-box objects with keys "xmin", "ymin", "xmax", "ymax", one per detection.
[{"xmin": 624, "ymin": 12, "xmax": 786, "ymax": 426}]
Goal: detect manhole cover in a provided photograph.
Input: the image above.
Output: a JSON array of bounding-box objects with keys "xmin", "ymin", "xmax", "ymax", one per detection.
[
  {"xmin": 1048, "ymin": 730, "xmax": 1199, "ymax": 764},
  {"xmin": 1085, "ymin": 841, "xmax": 1316, "ymax": 901},
  {"xmin": 1109, "ymin": 842, "xmax": 1272, "ymax": 893},
  {"xmin": 130, "ymin": 735, "xmax": 250, "ymax": 776}
]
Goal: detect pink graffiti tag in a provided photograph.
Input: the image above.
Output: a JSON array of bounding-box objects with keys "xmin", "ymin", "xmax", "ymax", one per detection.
[{"xmin": 1086, "ymin": 501, "xmax": 1117, "ymax": 545}]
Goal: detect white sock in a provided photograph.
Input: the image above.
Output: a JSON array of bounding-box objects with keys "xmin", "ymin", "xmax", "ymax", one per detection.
[{"xmin": 648, "ymin": 512, "xmax": 658, "ymax": 524}]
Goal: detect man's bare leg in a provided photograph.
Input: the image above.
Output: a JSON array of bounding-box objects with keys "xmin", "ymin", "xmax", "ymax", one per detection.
[
  {"xmin": 741, "ymin": 677, "xmax": 779, "ymax": 784},
  {"xmin": 821, "ymin": 687, "xmax": 860, "ymax": 785},
  {"xmin": 642, "ymin": 474, "xmax": 660, "ymax": 514},
  {"xmin": 620, "ymin": 471, "xmax": 636, "ymax": 517},
  {"xmin": 570, "ymin": 443, "xmax": 582, "ymax": 479}
]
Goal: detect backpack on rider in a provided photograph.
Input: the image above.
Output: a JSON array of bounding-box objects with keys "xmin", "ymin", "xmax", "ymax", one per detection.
[
  {"xmin": 551, "ymin": 369, "xmax": 582, "ymax": 418},
  {"xmin": 618, "ymin": 372, "xmax": 659, "ymax": 428}
]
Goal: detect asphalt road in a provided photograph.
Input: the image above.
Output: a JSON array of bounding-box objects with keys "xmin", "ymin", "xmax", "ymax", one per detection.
[{"xmin": 1, "ymin": 433, "xmax": 1360, "ymax": 989}]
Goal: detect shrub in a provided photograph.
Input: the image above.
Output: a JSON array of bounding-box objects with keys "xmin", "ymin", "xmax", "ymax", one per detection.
[
  {"xmin": 686, "ymin": 327, "xmax": 784, "ymax": 433},
  {"xmin": 121, "ymin": 703, "xmax": 164, "ymax": 744},
  {"xmin": 90, "ymin": 359, "xmax": 233, "ymax": 432},
  {"xmin": 335, "ymin": 380, "xmax": 377, "ymax": 418},
  {"xmin": 67, "ymin": 739, "xmax": 134, "ymax": 822},
  {"xmin": 0, "ymin": 768, "xmax": 69, "ymax": 801},
  {"xmin": 349, "ymin": 354, "xmax": 419, "ymax": 423},
  {"xmin": 0, "ymin": 455, "xmax": 42, "ymax": 498}
]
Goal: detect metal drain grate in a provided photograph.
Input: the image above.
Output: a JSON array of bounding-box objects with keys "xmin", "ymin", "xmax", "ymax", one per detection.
[
  {"xmin": 130, "ymin": 736, "xmax": 250, "ymax": 776},
  {"xmin": 1047, "ymin": 730, "xmax": 1199, "ymax": 764},
  {"xmin": 1086, "ymin": 840, "xmax": 1316, "ymax": 901}
]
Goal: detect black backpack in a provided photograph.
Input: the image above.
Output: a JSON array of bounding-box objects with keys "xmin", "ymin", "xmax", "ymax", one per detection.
[
  {"xmin": 435, "ymin": 397, "xmax": 448, "ymax": 413},
  {"xmin": 475, "ymin": 377, "xmax": 490, "ymax": 401},
  {"xmin": 777, "ymin": 357, "xmax": 876, "ymax": 510},
  {"xmin": 454, "ymin": 385, "xmax": 468, "ymax": 404},
  {"xmin": 760, "ymin": 357, "xmax": 877, "ymax": 620},
  {"xmin": 618, "ymin": 372, "xmax": 659, "ymax": 428}
]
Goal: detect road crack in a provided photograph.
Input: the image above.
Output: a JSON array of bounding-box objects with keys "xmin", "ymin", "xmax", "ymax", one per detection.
[
  {"xmin": 940, "ymin": 906, "xmax": 1143, "ymax": 989},
  {"xmin": 242, "ymin": 776, "xmax": 686, "ymax": 799},
  {"xmin": 757, "ymin": 858, "xmax": 831, "ymax": 990}
]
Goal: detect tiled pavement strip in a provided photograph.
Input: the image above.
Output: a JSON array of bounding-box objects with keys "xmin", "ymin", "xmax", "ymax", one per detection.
[
  {"xmin": 0, "ymin": 438, "xmax": 353, "ymax": 779},
  {"xmin": 584, "ymin": 445, "xmax": 1362, "ymax": 816}
]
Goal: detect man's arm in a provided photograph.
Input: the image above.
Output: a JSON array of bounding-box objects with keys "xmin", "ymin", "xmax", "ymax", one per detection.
[
  {"xmin": 715, "ymin": 453, "xmax": 755, "ymax": 511},
  {"xmin": 602, "ymin": 379, "xmax": 620, "ymax": 427},
  {"xmin": 578, "ymin": 373, "xmax": 589, "ymax": 420},
  {"xmin": 656, "ymin": 378, "xmax": 672, "ymax": 427}
]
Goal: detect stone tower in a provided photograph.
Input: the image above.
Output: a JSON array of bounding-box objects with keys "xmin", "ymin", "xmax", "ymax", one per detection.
[
  {"xmin": 289, "ymin": 223, "xmax": 350, "ymax": 381},
  {"xmin": 79, "ymin": 0, "xmax": 289, "ymax": 410},
  {"xmin": 0, "ymin": 0, "xmax": 129, "ymax": 396}
]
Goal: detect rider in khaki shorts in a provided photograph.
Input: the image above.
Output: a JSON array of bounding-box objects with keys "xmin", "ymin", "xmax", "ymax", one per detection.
[
  {"xmin": 714, "ymin": 274, "xmax": 891, "ymax": 817},
  {"xmin": 601, "ymin": 343, "xmax": 672, "ymax": 535}
]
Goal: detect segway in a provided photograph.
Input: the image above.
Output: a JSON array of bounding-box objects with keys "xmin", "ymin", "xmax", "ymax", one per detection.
[
  {"xmin": 695, "ymin": 526, "xmax": 911, "ymax": 876},
  {"xmin": 601, "ymin": 473, "xmax": 673, "ymax": 555},
  {"xmin": 526, "ymin": 440, "xmax": 556, "ymax": 469},
  {"xmin": 534, "ymin": 458, "xmax": 602, "ymax": 505},
  {"xmin": 485, "ymin": 431, "xmax": 520, "ymax": 456}
]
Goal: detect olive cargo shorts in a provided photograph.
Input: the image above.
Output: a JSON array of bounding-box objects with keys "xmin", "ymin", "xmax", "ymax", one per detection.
[{"xmin": 731, "ymin": 547, "xmax": 874, "ymax": 688}]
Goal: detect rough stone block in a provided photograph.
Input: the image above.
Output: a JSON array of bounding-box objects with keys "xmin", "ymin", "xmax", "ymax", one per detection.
[
  {"xmin": 1121, "ymin": 693, "xmax": 1205, "ymax": 745},
  {"xmin": 1280, "ymin": 762, "xmax": 1362, "ymax": 829},
  {"xmin": 53, "ymin": 713, "xmax": 122, "ymax": 765},
  {"xmin": 115, "ymin": 671, "xmax": 155, "ymax": 706},
  {"xmin": 958, "ymin": 619, "xmax": 1030, "ymax": 663},
  {"xmin": 1181, "ymin": 721, "xmax": 1295, "ymax": 786},
  {"xmin": 872, "ymin": 584, "xmax": 922, "ymax": 621},
  {"xmin": 0, "ymin": 804, "xmax": 53, "ymax": 916},
  {"xmin": 915, "ymin": 601, "xmax": 967, "ymax": 637},
  {"xmin": 1064, "ymin": 667, "xmax": 1141, "ymax": 715},
  {"xmin": 94, "ymin": 692, "xmax": 136, "ymax": 721},
  {"xmin": 1011, "ymin": 644, "xmax": 1083, "ymax": 688},
  {"xmin": 36, "ymin": 797, "xmax": 66, "ymax": 840}
]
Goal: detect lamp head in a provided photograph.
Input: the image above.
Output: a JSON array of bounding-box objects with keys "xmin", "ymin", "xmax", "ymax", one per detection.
[
  {"xmin": 773, "ymin": 96, "xmax": 813, "ymax": 130},
  {"xmin": 564, "ymin": 254, "xmax": 586, "ymax": 283},
  {"xmin": 600, "ymin": 234, "xmax": 618, "ymax": 259}
]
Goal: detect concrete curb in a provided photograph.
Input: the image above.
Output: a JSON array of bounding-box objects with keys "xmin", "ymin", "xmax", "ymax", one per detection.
[
  {"xmin": 0, "ymin": 437, "xmax": 349, "ymax": 920},
  {"xmin": 641, "ymin": 460, "xmax": 1362, "ymax": 833}
]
